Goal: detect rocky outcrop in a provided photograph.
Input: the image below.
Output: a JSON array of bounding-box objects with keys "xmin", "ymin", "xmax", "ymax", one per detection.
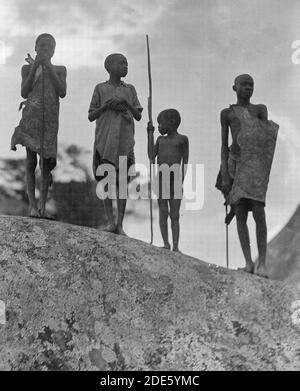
[
  {"xmin": 0, "ymin": 216, "xmax": 299, "ymax": 370},
  {"xmin": 267, "ymin": 204, "xmax": 300, "ymax": 282}
]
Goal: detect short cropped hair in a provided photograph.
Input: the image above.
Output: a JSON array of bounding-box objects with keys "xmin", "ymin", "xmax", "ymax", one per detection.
[
  {"xmin": 104, "ymin": 53, "xmax": 125, "ymax": 73},
  {"xmin": 158, "ymin": 109, "xmax": 181, "ymax": 128},
  {"xmin": 35, "ymin": 33, "xmax": 56, "ymax": 48},
  {"xmin": 234, "ymin": 74, "xmax": 253, "ymax": 85}
]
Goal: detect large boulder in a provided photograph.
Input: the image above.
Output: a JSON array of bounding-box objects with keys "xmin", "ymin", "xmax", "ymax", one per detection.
[
  {"xmin": 0, "ymin": 215, "xmax": 299, "ymax": 370},
  {"xmin": 267, "ymin": 204, "xmax": 300, "ymax": 282}
]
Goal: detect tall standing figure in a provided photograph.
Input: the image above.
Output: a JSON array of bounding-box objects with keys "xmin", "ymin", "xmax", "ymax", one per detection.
[
  {"xmin": 11, "ymin": 33, "xmax": 67, "ymax": 219},
  {"xmin": 88, "ymin": 53, "xmax": 143, "ymax": 235},
  {"xmin": 217, "ymin": 74, "xmax": 278, "ymax": 278}
]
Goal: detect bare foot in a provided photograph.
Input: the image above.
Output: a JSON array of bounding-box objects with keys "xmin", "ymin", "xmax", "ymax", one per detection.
[
  {"xmin": 29, "ymin": 207, "xmax": 40, "ymax": 218},
  {"xmin": 44, "ymin": 213, "xmax": 55, "ymax": 220},
  {"xmin": 255, "ymin": 263, "xmax": 269, "ymax": 279},
  {"xmin": 39, "ymin": 209, "xmax": 55, "ymax": 220},
  {"xmin": 115, "ymin": 226, "xmax": 128, "ymax": 236},
  {"xmin": 238, "ymin": 262, "xmax": 254, "ymax": 274},
  {"xmin": 103, "ymin": 224, "xmax": 116, "ymax": 233},
  {"xmin": 172, "ymin": 248, "xmax": 182, "ymax": 253}
]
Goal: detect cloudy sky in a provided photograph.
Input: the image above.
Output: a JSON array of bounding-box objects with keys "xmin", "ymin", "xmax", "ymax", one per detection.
[{"xmin": 1, "ymin": 0, "xmax": 300, "ymax": 267}]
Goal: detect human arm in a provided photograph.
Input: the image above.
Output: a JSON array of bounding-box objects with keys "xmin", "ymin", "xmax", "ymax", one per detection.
[
  {"xmin": 21, "ymin": 52, "xmax": 44, "ymax": 98},
  {"xmin": 107, "ymin": 85, "xmax": 143, "ymax": 120},
  {"xmin": 44, "ymin": 61, "xmax": 67, "ymax": 98},
  {"xmin": 181, "ymin": 136, "xmax": 189, "ymax": 182},
  {"xmin": 88, "ymin": 101, "xmax": 113, "ymax": 122},
  {"xmin": 257, "ymin": 104, "xmax": 268, "ymax": 121},
  {"xmin": 129, "ymin": 85, "xmax": 143, "ymax": 121},
  {"xmin": 127, "ymin": 103, "xmax": 142, "ymax": 121},
  {"xmin": 21, "ymin": 64, "xmax": 39, "ymax": 98},
  {"xmin": 122, "ymin": 85, "xmax": 143, "ymax": 120},
  {"xmin": 88, "ymin": 86, "xmax": 111, "ymax": 122},
  {"xmin": 147, "ymin": 122, "xmax": 156, "ymax": 162},
  {"xmin": 108, "ymin": 97, "xmax": 142, "ymax": 120},
  {"xmin": 220, "ymin": 109, "xmax": 231, "ymax": 195}
]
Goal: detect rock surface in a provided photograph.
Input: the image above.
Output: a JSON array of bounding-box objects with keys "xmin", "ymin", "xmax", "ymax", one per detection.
[
  {"xmin": 267, "ymin": 204, "xmax": 300, "ymax": 282},
  {"xmin": 0, "ymin": 215, "xmax": 299, "ymax": 371}
]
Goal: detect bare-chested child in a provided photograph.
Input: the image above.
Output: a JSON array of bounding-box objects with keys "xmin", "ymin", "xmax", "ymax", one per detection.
[
  {"xmin": 88, "ymin": 53, "xmax": 142, "ymax": 235},
  {"xmin": 147, "ymin": 109, "xmax": 189, "ymax": 252},
  {"xmin": 11, "ymin": 33, "xmax": 67, "ymax": 218},
  {"xmin": 219, "ymin": 74, "xmax": 278, "ymax": 278}
]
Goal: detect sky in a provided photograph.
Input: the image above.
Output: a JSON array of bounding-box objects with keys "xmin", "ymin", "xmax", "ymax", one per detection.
[{"xmin": 1, "ymin": 0, "xmax": 300, "ymax": 268}]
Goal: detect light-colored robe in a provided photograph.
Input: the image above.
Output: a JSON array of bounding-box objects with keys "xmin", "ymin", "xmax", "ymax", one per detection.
[{"xmin": 88, "ymin": 81, "xmax": 142, "ymax": 179}]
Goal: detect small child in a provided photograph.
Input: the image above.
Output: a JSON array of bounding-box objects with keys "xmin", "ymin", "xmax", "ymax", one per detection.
[
  {"xmin": 147, "ymin": 109, "xmax": 189, "ymax": 252},
  {"xmin": 88, "ymin": 53, "xmax": 142, "ymax": 235},
  {"xmin": 11, "ymin": 33, "xmax": 67, "ymax": 219}
]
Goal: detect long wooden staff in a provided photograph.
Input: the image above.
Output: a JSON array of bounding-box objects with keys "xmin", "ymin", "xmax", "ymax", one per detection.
[
  {"xmin": 40, "ymin": 64, "xmax": 45, "ymax": 214},
  {"xmin": 146, "ymin": 34, "xmax": 153, "ymax": 245},
  {"xmin": 225, "ymin": 204, "xmax": 229, "ymax": 268}
]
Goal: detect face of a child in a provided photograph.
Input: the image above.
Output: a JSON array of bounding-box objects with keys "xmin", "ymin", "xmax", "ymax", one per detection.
[
  {"xmin": 234, "ymin": 75, "xmax": 254, "ymax": 99},
  {"xmin": 110, "ymin": 55, "xmax": 128, "ymax": 78},
  {"xmin": 157, "ymin": 116, "xmax": 169, "ymax": 135},
  {"xmin": 36, "ymin": 37, "xmax": 55, "ymax": 59}
]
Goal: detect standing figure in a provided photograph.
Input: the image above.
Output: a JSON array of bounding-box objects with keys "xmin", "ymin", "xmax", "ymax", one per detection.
[
  {"xmin": 88, "ymin": 53, "xmax": 143, "ymax": 235},
  {"xmin": 217, "ymin": 74, "xmax": 278, "ymax": 277},
  {"xmin": 11, "ymin": 33, "xmax": 67, "ymax": 218},
  {"xmin": 147, "ymin": 109, "xmax": 189, "ymax": 252}
]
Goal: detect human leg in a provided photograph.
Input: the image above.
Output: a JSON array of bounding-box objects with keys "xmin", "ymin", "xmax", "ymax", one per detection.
[
  {"xmin": 39, "ymin": 157, "xmax": 55, "ymax": 218},
  {"xmin": 158, "ymin": 198, "xmax": 170, "ymax": 249},
  {"xmin": 116, "ymin": 197, "xmax": 127, "ymax": 235},
  {"xmin": 26, "ymin": 148, "xmax": 39, "ymax": 217},
  {"xmin": 252, "ymin": 202, "xmax": 268, "ymax": 278},
  {"xmin": 115, "ymin": 168, "xmax": 128, "ymax": 235},
  {"xmin": 97, "ymin": 160, "xmax": 117, "ymax": 232},
  {"xmin": 169, "ymin": 199, "xmax": 181, "ymax": 252},
  {"xmin": 235, "ymin": 202, "xmax": 254, "ymax": 273},
  {"xmin": 103, "ymin": 198, "xmax": 116, "ymax": 232},
  {"xmin": 115, "ymin": 151, "xmax": 136, "ymax": 236}
]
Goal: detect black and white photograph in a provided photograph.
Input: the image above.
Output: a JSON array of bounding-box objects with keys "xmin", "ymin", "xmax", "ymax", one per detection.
[{"xmin": 0, "ymin": 0, "xmax": 299, "ymax": 378}]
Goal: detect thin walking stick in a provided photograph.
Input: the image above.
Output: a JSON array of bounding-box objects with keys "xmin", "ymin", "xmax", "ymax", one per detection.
[
  {"xmin": 225, "ymin": 204, "xmax": 229, "ymax": 268},
  {"xmin": 146, "ymin": 34, "xmax": 153, "ymax": 244},
  {"xmin": 40, "ymin": 64, "xmax": 45, "ymax": 214}
]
